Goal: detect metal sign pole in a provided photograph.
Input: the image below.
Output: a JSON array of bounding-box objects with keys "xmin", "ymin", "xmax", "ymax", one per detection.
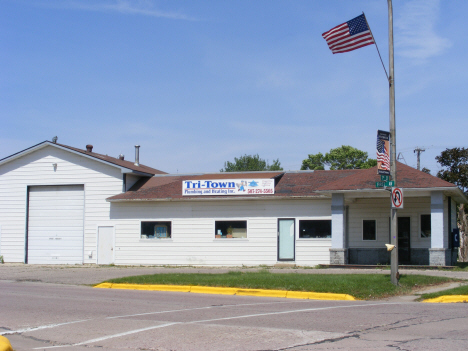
[{"xmin": 388, "ymin": 0, "xmax": 399, "ymax": 285}]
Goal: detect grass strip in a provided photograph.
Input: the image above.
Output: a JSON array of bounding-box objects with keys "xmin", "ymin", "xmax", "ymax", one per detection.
[
  {"xmin": 421, "ymin": 284, "xmax": 468, "ymax": 300},
  {"xmin": 104, "ymin": 271, "xmax": 455, "ymax": 300},
  {"xmin": 454, "ymin": 262, "xmax": 468, "ymax": 271}
]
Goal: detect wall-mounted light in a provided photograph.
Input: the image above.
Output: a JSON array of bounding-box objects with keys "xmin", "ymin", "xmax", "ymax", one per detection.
[
  {"xmin": 52, "ymin": 163, "xmax": 57, "ymax": 172},
  {"xmin": 385, "ymin": 244, "xmax": 395, "ymax": 252}
]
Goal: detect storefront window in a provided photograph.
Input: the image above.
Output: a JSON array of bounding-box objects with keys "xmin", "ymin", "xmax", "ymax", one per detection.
[
  {"xmin": 141, "ymin": 221, "xmax": 171, "ymax": 239},
  {"xmin": 299, "ymin": 220, "xmax": 331, "ymax": 238},
  {"xmin": 421, "ymin": 214, "xmax": 431, "ymax": 238},
  {"xmin": 363, "ymin": 220, "xmax": 376, "ymax": 240},
  {"xmin": 215, "ymin": 220, "xmax": 247, "ymax": 238}
]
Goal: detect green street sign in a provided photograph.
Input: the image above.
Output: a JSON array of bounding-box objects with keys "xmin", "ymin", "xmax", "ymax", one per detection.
[
  {"xmin": 380, "ymin": 175, "xmax": 390, "ymax": 181},
  {"xmin": 376, "ymin": 181, "xmax": 395, "ymax": 188}
]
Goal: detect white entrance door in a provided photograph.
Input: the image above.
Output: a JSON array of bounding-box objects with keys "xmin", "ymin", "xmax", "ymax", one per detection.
[
  {"xmin": 28, "ymin": 185, "xmax": 84, "ymax": 264},
  {"xmin": 97, "ymin": 226, "xmax": 114, "ymax": 264},
  {"xmin": 278, "ymin": 219, "xmax": 295, "ymax": 261}
]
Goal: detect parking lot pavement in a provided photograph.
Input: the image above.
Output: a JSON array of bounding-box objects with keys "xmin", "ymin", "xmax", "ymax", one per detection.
[{"xmin": 1, "ymin": 263, "xmax": 467, "ymax": 286}]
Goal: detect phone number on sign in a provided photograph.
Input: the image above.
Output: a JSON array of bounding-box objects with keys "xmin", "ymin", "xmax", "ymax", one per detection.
[{"xmin": 248, "ymin": 188, "xmax": 273, "ymax": 194}]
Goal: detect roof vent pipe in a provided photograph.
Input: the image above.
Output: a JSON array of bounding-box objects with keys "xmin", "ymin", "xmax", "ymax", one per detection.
[
  {"xmin": 119, "ymin": 154, "xmax": 125, "ymax": 160},
  {"xmin": 86, "ymin": 144, "xmax": 93, "ymax": 152},
  {"xmin": 134, "ymin": 145, "xmax": 140, "ymax": 166}
]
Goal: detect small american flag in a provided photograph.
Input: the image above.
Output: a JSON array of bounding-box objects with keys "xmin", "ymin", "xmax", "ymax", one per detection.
[
  {"xmin": 377, "ymin": 136, "xmax": 390, "ymax": 171},
  {"xmin": 322, "ymin": 14, "xmax": 375, "ymax": 54}
]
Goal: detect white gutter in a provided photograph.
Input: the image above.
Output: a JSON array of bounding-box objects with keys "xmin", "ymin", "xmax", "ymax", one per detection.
[{"xmin": 107, "ymin": 195, "xmax": 330, "ymax": 203}]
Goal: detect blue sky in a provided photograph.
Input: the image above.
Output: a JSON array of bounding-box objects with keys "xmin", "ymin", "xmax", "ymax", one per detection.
[{"xmin": 1, "ymin": 0, "xmax": 466, "ymax": 174}]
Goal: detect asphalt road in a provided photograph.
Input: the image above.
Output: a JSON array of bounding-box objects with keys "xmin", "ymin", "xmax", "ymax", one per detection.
[{"xmin": 1, "ymin": 264, "xmax": 468, "ymax": 350}]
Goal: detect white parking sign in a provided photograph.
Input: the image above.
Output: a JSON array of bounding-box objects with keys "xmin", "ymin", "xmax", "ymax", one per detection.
[{"xmin": 391, "ymin": 187, "xmax": 403, "ymax": 209}]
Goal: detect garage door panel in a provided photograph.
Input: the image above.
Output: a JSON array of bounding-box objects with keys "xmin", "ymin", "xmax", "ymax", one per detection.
[
  {"xmin": 28, "ymin": 237, "xmax": 84, "ymax": 246},
  {"xmin": 28, "ymin": 185, "xmax": 84, "ymax": 264},
  {"xmin": 28, "ymin": 221, "xmax": 84, "ymax": 228}
]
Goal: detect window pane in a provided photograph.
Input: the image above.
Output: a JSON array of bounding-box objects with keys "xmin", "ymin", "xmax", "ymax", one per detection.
[
  {"xmin": 215, "ymin": 221, "xmax": 247, "ymax": 238},
  {"xmin": 363, "ymin": 220, "xmax": 376, "ymax": 240},
  {"xmin": 421, "ymin": 214, "xmax": 431, "ymax": 238},
  {"xmin": 141, "ymin": 221, "xmax": 171, "ymax": 239},
  {"xmin": 299, "ymin": 220, "xmax": 331, "ymax": 239}
]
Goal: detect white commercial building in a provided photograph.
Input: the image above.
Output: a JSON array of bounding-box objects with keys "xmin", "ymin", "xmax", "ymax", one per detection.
[{"xmin": 0, "ymin": 141, "xmax": 465, "ymax": 266}]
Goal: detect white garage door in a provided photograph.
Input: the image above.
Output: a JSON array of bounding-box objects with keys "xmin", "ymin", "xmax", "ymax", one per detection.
[{"xmin": 28, "ymin": 185, "xmax": 84, "ymax": 264}]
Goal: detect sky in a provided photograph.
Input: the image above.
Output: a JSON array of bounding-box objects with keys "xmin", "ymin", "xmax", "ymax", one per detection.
[{"xmin": 1, "ymin": 0, "xmax": 466, "ymax": 175}]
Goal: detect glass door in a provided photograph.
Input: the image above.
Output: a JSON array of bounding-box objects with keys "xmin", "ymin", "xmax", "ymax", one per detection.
[
  {"xmin": 278, "ymin": 219, "xmax": 295, "ymax": 261},
  {"xmin": 398, "ymin": 217, "xmax": 411, "ymax": 265}
]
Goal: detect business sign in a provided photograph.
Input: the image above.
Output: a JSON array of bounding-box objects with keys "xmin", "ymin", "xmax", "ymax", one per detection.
[
  {"xmin": 391, "ymin": 187, "xmax": 403, "ymax": 209},
  {"xmin": 183, "ymin": 179, "xmax": 275, "ymax": 196}
]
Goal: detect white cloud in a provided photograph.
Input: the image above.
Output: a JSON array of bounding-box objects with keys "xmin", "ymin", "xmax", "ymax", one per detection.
[
  {"xmin": 41, "ymin": 0, "xmax": 197, "ymax": 21},
  {"xmin": 395, "ymin": 0, "xmax": 451, "ymax": 60}
]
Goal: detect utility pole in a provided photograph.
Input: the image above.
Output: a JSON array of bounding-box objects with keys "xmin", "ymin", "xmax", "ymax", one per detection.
[
  {"xmin": 388, "ymin": 0, "xmax": 399, "ymax": 286},
  {"xmin": 414, "ymin": 147, "xmax": 425, "ymax": 170}
]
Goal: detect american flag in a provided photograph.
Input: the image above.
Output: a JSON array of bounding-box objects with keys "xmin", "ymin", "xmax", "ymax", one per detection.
[
  {"xmin": 377, "ymin": 137, "xmax": 390, "ymax": 171},
  {"xmin": 322, "ymin": 14, "xmax": 375, "ymax": 54}
]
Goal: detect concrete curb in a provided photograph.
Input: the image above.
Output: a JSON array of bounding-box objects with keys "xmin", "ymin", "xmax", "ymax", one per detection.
[
  {"xmin": 0, "ymin": 335, "xmax": 13, "ymax": 351},
  {"xmin": 422, "ymin": 295, "xmax": 468, "ymax": 303},
  {"xmin": 94, "ymin": 283, "xmax": 356, "ymax": 301}
]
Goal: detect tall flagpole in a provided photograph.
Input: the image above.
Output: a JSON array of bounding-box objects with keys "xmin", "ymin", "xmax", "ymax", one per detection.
[{"xmin": 388, "ymin": 0, "xmax": 399, "ymax": 285}]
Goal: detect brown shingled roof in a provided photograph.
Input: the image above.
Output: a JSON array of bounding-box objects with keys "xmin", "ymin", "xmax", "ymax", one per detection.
[
  {"xmin": 273, "ymin": 170, "xmax": 357, "ymax": 197},
  {"xmin": 56, "ymin": 143, "xmax": 166, "ymax": 175},
  {"xmin": 317, "ymin": 162, "xmax": 455, "ymax": 191},
  {"xmin": 108, "ymin": 163, "xmax": 460, "ymax": 202},
  {"xmin": 109, "ymin": 172, "xmax": 284, "ymax": 201}
]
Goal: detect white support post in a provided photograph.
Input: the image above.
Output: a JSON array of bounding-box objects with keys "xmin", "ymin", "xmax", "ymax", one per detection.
[
  {"xmin": 330, "ymin": 193, "xmax": 347, "ymax": 264},
  {"xmin": 431, "ymin": 191, "xmax": 445, "ymax": 249},
  {"xmin": 429, "ymin": 191, "xmax": 448, "ymax": 266}
]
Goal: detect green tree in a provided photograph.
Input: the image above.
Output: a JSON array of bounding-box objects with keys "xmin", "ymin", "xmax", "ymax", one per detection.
[
  {"xmin": 221, "ymin": 154, "xmax": 283, "ymax": 172},
  {"xmin": 436, "ymin": 148, "xmax": 468, "ymax": 262},
  {"xmin": 421, "ymin": 167, "xmax": 431, "ymax": 174},
  {"xmin": 301, "ymin": 145, "xmax": 377, "ymax": 170},
  {"xmin": 436, "ymin": 147, "xmax": 468, "ymax": 194}
]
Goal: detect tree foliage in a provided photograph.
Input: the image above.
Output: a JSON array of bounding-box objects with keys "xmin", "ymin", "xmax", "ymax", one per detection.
[
  {"xmin": 221, "ymin": 154, "xmax": 283, "ymax": 172},
  {"xmin": 301, "ymin": 145, "xmax": 377, "ymax": 170},
  {"xmin": 421, "ymin": 167, "xmax": 431, "ymax": 174},
  {"xmin": 436, "ymin": 147, "xmax": 468, "ymax": 194}
]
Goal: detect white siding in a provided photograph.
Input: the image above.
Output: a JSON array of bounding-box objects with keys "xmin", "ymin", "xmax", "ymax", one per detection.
[
  {"xmin": 110, "ymin": 199, "xmax": 332, "ymax": 266},
  {"xmin": 347, "ymin": 197, "xmax": 432, "ymax": 249},
  {"xmin": 125, "ymin": 174, "xmax": 141, "ymax": 191},
  {"xmin": 0, "ymin": 146, "xmax": 123, "ymax": 263}
]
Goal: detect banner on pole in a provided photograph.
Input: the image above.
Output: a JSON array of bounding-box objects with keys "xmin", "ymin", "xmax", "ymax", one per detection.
[{"xmin": 377, "ymin": 130, "xmax": 390, "ymax": 175}]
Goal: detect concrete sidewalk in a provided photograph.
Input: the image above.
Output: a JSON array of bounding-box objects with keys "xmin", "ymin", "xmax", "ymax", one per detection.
[{"xmin": 1, "ymin": 263, "xmax": 468, "ymax": 285}]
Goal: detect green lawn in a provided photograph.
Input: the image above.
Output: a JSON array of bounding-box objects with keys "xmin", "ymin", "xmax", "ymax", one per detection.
[
  {"xmin": 421, "ymin": 284, "xmax": 468, "ymax": 300},
  {"xmin": 454, "ymin": 262, "xmax": 468, "ymax": 271},
  {"xmin": 104, "ymin": 271, "xmax": 457, "ymax": 300}
]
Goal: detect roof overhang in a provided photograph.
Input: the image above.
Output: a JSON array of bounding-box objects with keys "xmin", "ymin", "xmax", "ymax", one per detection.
[{"xmin": 317, "ymin": 186, "xmax": 468, "ymax": 203}]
